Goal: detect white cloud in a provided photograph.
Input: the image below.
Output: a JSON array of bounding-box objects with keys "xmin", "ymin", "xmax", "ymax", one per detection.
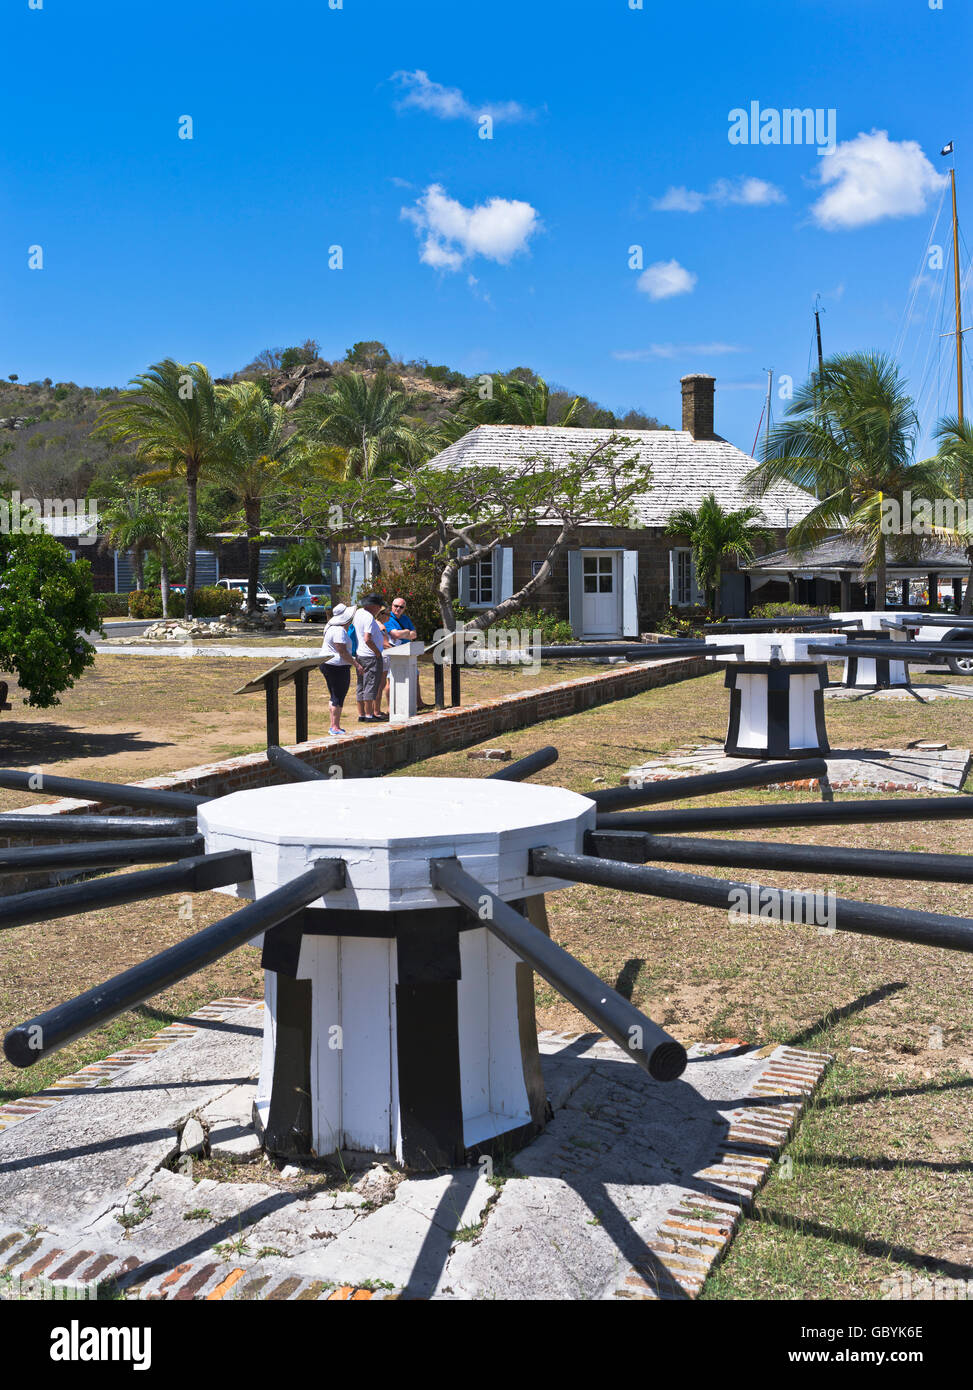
[
  {"xmin": 636, "ymin": 260, "xmax": 697, "ymax": 300},
  {"xmin": 653, "ymin": 176, "xmax": 785, "ymax": 212},
  {"xmin": 391, "ymin": 70, "xmax": 530, "ymax": 124},
  {"xmin": 810, "ymin": 130, "xmax": 947, "ymax": 230},
  {"xmin": 614, "ymin": 343, "xmax": 743, "ymax": 361},
  {"xmin": 653, "ymin": 186, "xmax": 707, "ymax": 213},
  {"xmin": 402, "ymin": 184, "xmax": 541, "ymax": 271}
]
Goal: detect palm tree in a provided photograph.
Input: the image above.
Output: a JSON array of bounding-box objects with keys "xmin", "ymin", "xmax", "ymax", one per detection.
[
  {"xmin": 745, "ymin": 352, "xmax": 941, "ymax": 610},
  {"xmin": 95, "ymin": 360, "xmax": 226, "ymax": 618},
  {"xmin": 927, "ymin": 417, "xmax": 973, "ymax": 611},
  {"xmin": 294, "ymin": 372, "xmax": 433, "ymax": 479},
  {"xmin": 99, "ymin": 488, "xmax": 193, "ymax": 618},
  {"xmin": 665, "ymin": 493, "xmax": 770, "ymax": 617},
  {"xmin": 216, "ymin": 382, "xmax": 306, "ymax": 610},
  {"xmin": 98, "ymin": 488, "xmax": 155, "ymax": 592},
  {"xmin": 442, "ymin": 374, "xmax": 582, "ymax": 441}
]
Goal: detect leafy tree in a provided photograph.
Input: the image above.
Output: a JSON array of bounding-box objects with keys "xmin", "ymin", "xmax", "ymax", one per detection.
[
  {"xmin": 344, "ymin": 341, "xmax": 392, "ymax": 371},
  {"xmin": 264, "ymin": 538, "xmax": 331, "ymax": 590},
  {"xmin": 665, "ymin": 493, "xmax": 770, "ymax": 617},
  {"xmin": 95, "ymin": 360, "xmax": 227, "ymax": 619},
  {"xmin": 0, "ymin": 534, "xmax": 99, "ymax": 707},
  {"xmin": 295, "ymin": 372, "xmax": 434, "ymax": 479},
  {"xmin": 331, "ymin": 435, "xmax": 651, "ymax": 632},
  {"xmin": 279, "ymin": 339, "xmax": 322, "ymax": 374},
  {"xmin": 745, "ymin": 352, "xmax": 939, "ymax": 610}
]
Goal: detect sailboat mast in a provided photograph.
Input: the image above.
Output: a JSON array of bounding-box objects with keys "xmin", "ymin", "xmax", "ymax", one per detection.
[
  {"xmin": 951, "ymin": 166, "xmax": 964, "ymax": 422},
  {"xmin": 764, "ymin": 367, "xmax": 773, "ymax": 457}
]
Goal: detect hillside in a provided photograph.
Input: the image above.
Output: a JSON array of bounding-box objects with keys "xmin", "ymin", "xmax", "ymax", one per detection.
[{"xmin": 0, "ymin": 341, "xmax": 667, "ymax": 501}]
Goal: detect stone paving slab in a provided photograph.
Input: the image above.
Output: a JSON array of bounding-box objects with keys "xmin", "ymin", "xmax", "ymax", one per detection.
[
  {"xmin": 824, "ymin": 682, "xmax": 973, "ymax": 701},
  {"xmin": 624, "ymin": 744, "xmax": 971, "ymax": 794},
  {"xmin": 0, "ymin": 994, "xmax": 830, "ymax": 1300}
]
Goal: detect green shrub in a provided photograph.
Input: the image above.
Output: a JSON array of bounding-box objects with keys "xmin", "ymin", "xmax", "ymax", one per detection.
[
  {"xmin": 127, "ymin": 586, "xmax": 244, "ymax": 619},
  {"xmin": 369, "ymin": 557, "xmax": 443, "ymax": 639},
  {"xmin": 0, "ymin": 535, "xmax": 100, "ymax": 707},
  {"xmin": 96, "ymin": 592, "xmax": 129, "ymax": 617},
  {"xmin": 487, "ymin": 607, "xmax": 573, "ymax": 645},
  {"xmin": 750, "ymin": 602, "xmax": 830, "ymax": 619},
  {"xmin": 654, "ymin": 606, "xmax": 709, "ymax": 638}
]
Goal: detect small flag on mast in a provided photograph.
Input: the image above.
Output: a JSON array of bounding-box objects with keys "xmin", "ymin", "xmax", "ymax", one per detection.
[{"xmin": 941, "ymin": 141, "xmax": 955, "ymax": 156}]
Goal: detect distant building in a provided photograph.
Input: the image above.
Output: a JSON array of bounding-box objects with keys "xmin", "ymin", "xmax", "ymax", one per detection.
[{"xmin": 336, "ymin": 375, "xmax": 815, "ymax": 636}]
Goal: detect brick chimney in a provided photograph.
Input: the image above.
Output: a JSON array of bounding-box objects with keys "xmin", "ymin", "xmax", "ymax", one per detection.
[{"xmin": 681, "ymin": 374, "xmax": 716, "ymax": 440}]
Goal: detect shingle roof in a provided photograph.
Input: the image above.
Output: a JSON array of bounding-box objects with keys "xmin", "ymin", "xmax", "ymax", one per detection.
[
  {"xmin": 747, "ymin": 534, "xmax": 971, "ymax": 574},
  {"xmin": 425, "ymin": 424, "xmax": 815, "ymax": 528}
]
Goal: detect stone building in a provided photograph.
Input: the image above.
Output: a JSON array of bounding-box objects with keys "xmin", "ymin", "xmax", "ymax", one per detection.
[{"xmin": 337, "ymin": 375, "xmax": 815, "ymax": 637}]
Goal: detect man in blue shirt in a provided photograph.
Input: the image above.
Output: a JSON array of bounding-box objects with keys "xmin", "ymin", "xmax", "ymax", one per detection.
[{"xmin": 385, "ymin": 596, "xmax": 430, "ymax": 709}]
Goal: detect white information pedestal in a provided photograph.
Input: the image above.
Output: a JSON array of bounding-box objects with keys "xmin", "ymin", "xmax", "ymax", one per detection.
[
  {"xmin": 829, "ymin": 611, "xmax": 910, "ymax": 687},
  {"xmin": 705, "ymin": 632, "xmax": 847, "ymax": 759},
  {"xmin": 386, "ymin": 640, "xmax": 424, "ymax": 723},
  {"xmin": 198, "ymin": 777, "xmax": 595, "ymax": 1168}
]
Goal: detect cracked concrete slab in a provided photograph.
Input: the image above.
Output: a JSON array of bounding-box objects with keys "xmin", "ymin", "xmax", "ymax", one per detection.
[{"xmin": 0, "ymin": 1003, "xmax": 829, "ymax": 1299}]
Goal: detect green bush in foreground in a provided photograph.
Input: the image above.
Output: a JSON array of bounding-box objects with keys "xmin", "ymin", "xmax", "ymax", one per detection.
[{"xmin": 0, "ymin": 534, "xmax": 100, "ymax": 707}]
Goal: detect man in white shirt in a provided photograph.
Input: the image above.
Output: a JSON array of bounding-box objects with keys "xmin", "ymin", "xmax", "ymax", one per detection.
[{"xmin": 353, "ymin": 594, "xmax": 386, "ymax": 722}]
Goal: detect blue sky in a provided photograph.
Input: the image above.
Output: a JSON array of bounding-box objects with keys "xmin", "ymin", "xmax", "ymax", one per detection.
[{"xmin": 3, "ymin": 0, "xmax": 971, "ymax": 455}]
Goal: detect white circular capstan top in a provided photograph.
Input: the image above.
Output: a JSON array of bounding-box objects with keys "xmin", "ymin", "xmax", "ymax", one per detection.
[{"xmin": 199, "ymin": 776, "xmax": 596, "ymax": 912}]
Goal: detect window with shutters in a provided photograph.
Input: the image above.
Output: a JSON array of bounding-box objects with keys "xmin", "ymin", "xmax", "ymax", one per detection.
[
  {"xmin": 671, "ymin": 548, "xmax": 694, "ymax": 606},
  {"xmin": 469, "ymin": 555, "xmax": 494, "ymax": 606}
]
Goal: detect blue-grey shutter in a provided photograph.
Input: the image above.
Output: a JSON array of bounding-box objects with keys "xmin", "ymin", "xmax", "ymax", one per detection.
[
  {"xmin": 498, "ymin": 547, "xmax": 514, "ymax": 603},
  {"xmin": 114, "ymin": 549, "xmax": 137, "ymax": 593},
  {"xmin": 348, "ymin": 551, "xmax": 366, "ymax": 600},
  {"xmin": 622, "ymin": 550, "xmax": 639, "ymax": 636},
  {"xmin": 567, "ymin": 551, "xmax": 583, "ymax": 637},
  {"xmin": 195, "ymin": 549, "xmax": 219, "ymax": 586},
  {"xmin": 457, "ymin": 548, "xmax": 470, "ymax": 606}
]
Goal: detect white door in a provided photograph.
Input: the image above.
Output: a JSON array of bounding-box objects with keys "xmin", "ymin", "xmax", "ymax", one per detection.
[{"xmin": 581, "ymin": 552, "xmax": 620, "ymax": 636}]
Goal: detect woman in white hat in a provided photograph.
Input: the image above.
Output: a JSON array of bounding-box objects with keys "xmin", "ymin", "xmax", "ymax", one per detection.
[{"xmin": 319, "ymin": 602, "xmax": 361, "ymax": 736}]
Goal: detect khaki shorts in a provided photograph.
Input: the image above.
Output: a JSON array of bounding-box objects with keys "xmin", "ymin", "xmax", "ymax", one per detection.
[{"xmin": 356, "ymin": 655, "xmax": 383, "ymax": 702}]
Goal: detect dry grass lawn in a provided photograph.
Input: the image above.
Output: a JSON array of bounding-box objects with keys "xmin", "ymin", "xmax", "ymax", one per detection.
[{"xmin": 1, "ymin": 659, "xmax": 971, "ymax": 1299}]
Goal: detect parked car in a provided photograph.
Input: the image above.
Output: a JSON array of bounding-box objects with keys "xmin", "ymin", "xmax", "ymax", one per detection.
[
  {"xmin": 215, "ymin": 578, "xmax": 279, "ymax": 614},
  {"xmin": 907, "ymin": 617, "xmax": 973, "ymax": 675},
  {"xmin": 278, "ymin": 584, "xmax": 331, "ymax": 622}
]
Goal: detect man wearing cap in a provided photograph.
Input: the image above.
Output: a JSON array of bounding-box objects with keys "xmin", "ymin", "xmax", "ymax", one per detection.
[
  {"xmin": 319, "ymin": 602, "xmax": 362, "ymax": 736},
  {"xmin": 352, "ymin": 594, "xmax": 386, "ymax": 722}
]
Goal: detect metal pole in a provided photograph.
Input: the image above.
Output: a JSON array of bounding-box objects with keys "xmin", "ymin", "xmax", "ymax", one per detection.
[
  {"xmin": 429, "ymin": 857, "xmax": 687, "ymax": 1081},
  {"xmin": 0, "ymin": 813, "xmax": 198, "ymax": 838},
  {"xmin": 595, "ymin": 795, "xmax": 973, "ymax": 833},
  {"xmin": 433, "ymin": 661, "xmax": 445, "ymax": 709},
  {"xmin": 449, "ymin": 659, "xmax": 461, "ymax": 707},
  {"xmin": 530, "ymin": 848, "xmax": 973, "ymax": 954},
  {"xmin": 265, "ymin": 674, "xmax": 280, "ymax": 748},
  {"xmin": 809, "ymin": 641, "xmax": 973, "ymax": 661},
  {"xmin": 0, "ymin": 850, "xmax": 252, "ymax": 935},
  {"xmin": 294, "ymin": 669, "xmax": 310, "ymax": 744},
  {"xmin": 952, "ymin": 166, "xmax": 964, "ymax": 424},
  {"xmin": 487, "ymin": 747, "xmax": 559, "ymax": 782},
  {"xmin": 0, "ymin": 769, "xmax": 206, "ymax": 813},
  {"xmin": 584, "ymin": 828, "xmax": 973, "ymax": 883},
  {"xmin": 268, "ymin": 745, "xmax": 327, "ymax": 782},
  {"xmin": 4, "ymin": 860, "xmax": 345, "ymax": 1068},
  {"xmin": 0, "ymin": 835, "xmax": 205, "ymax": 874},
  {"xmin": 590, "ymin": 757, "xmax": 827, "ymax": 811}
]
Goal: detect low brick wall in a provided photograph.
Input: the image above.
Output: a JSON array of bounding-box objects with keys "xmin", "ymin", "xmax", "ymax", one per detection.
[{"xmin": 0, "ymin": 655, "xmax": 707, "ymax": 878}]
